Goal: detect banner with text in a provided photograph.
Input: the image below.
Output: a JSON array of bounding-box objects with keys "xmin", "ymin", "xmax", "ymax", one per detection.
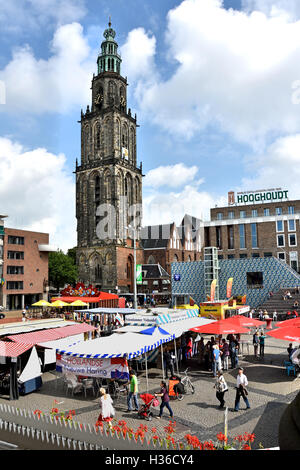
[
  {"xmin": 56, "ymin": 354, "xmax": 129, "ymax": 380},
  {"xmin": 210, "ymin": 280, "xmax": 217, "ymax": 302},
  {"xmin": 226, "ymin": 278, "xmax": 234, "ymax": 299}
]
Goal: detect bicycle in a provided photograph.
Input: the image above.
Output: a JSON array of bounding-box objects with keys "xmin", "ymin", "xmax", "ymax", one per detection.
[{"xmin": 174, "ymin": 368, "xmax": 195, "ymax": 401}]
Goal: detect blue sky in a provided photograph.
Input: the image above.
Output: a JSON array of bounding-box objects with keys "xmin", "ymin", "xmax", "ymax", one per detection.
[{"xmin": 1, "ymin": 0, "xmax": 300, "ymax": 251}]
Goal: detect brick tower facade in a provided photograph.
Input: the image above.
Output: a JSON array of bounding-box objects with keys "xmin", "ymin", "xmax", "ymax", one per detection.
[{"xmin": 75, "ymin": 20, "xmax": 143, "ymax": 293}]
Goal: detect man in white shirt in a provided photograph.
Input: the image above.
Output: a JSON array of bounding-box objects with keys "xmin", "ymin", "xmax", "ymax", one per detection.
[{"xmin": 234, "ymin": 367, "xmax": 250, "ymax": 411}]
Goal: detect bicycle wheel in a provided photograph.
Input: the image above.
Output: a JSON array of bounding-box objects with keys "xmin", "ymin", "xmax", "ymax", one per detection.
[
  {"xmin": 187, "ymin": 381, "xmax": 195, "ymax": 394},
  {"xmin": 176, "ymin": 393, "xmax": 184, "ymax": 401}
]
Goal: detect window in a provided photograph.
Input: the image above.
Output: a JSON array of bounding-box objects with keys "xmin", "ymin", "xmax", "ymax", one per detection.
[
  {"xmin": 264, "ymin": 208, "xmax": 270, "ymax": 216},
  {"xmin": 276, "ymin": 207, "xmax": 282, "ymax": 216},
  {"xmin": 218, "ymin": 255, "xmax": 224, "ymax": 260},
  {"xmin": 228, "ymin": 211, "xmax": 235, "ymax": 219},
  {"xmin": 288, "ymin": 220, "xmax": 296, "ymax": 232},
  {"xmin": 239, "ymin": 224, "xmax": 246, "ymax": 249},
  {"xmin": 228, "ymin": 255, "xmax": 235, "ymax": 259},
  {"xmin": 240, "ymin": 254, "xmax": 247, "ymax": 259},
  {"xmin": 251, "ymin": 223, "xmax": 258, "ymax": 248},
  {"xmin": 240, "ymin": 211, "xmax": 246, "ymax": 219},
  {"xmin": 289, "ymin": 233, "xmax": 297, "ymax": 247},
  {"xmin": 276, "ymin": 220, "xmax": 284, "ymax": 232},
  {"xmin": 7, "ymin": 281, "xmax": 23, "ymax": 290},
  {"xmin": 7, "ymin": 251, "xmax": 24, "ymax": 260},
  {"xmin": 216, "ymin": 227, "xmax": 222, "ymax": 249},
  {"xmin": 277, "ymin": 252, "xmax": 285, "ymax": 261},
  {"xmin": 264, "ymin": 253, "xmax": 273, "ymax": 258},
  {"xmin": 288, "ymin": 206, "xmax": 295, "ymax": 215},
  {"xmin": 252, "ymin": 210, "xmax": 258, "ymax": 218},
  {"xmin": 7, "ymin": 236, "xmax": 24, "ymax": 245},
  {"xmin": 247, "ymin": 272, "xmax": 263, "ymax": 289},
  {"xmin": 228, "ymin": 226, "xmax": 234, "ymax": 250},
  {"xmin": 217, "ymin": 213, "xmax": 223, "ymax": 221},
  {"xmin": 7, "ymin": 266, "xmax": 24, "ymax": 275},
  {"xmin": 290, "ymin": 252, "xmax": 298, "ymax": 272},
  {"xmin": 277, "ymin": 234, "xmax": 285, "ymax": 247},
  {"xmin": 252, "ymin": 253, "xmax": 260, "ymax": 258}
]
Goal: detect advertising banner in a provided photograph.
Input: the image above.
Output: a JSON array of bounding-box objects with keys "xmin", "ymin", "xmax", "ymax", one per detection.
[
  {"xmin": 136, "ymin": 264, "xmax": 142, "ymax": 285},
  {"xmin": 210, "ymin": 279, "xmax": 217, "ymax": 302},
  {"xmin": 56, "ymin": 354, "xmax": 129, "ymax": 380},
  {"xmin": 226, "ymin": 278, "xmax": 233, "ymax": 298}
]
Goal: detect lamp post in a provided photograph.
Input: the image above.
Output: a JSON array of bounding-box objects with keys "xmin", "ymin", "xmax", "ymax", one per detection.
[{"xmin": 126, "ymin": 224, "xmax": 140, "ymax": 310}]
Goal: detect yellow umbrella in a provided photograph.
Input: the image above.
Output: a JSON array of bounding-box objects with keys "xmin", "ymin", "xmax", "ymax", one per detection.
[
  {"xmin": 69, "ymin": 300, "xmax": 88, "ymax": 307},
  {"xmin": 32, "ymin": 300, "xmax": 52, "ymax": 307},
  {"xmin": 51, "ymin": 300, "xmax": 70, "ymax": 308}
]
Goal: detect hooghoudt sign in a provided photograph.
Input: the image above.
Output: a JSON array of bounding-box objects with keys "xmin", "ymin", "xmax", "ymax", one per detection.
[
  {"xmin": 228, "ymin": 189, "xmax": 288, "ymax": 205},
  {"xmin": 56, "ymin": 354, "xmax": 129, "ymax": 380}
]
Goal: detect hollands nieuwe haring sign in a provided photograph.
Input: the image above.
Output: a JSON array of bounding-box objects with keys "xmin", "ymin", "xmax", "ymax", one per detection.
[{"xmin": 228, "ymin": 189, "xmax": 289, "ymax": 205}]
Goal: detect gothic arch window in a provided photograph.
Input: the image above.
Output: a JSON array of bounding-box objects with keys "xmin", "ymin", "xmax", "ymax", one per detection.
[
  {"xmin": 173, "ymin": 254, "xmax": 179, "ymax": 262},
  {"xmin": 104, "ymin": 117, "xmax": 113, "ymax": 156},
  {"xmin": 95, "ymin": 175, "xmax": 101, "ymax": 225},
  {"xmin": 122, "ymin": 122, "xmax": 128, "ymax": 149},
  {"xmin": 94, "ymin": 122, "xmax": 101, "ymax": 151},
  {"xmin": 130, "ymin": 127, "xmax": 135, "ymax": 161},
  {"xmin": 120, "ymin": 86, "xmax": 126, "ymax": 111},
  {"xmin": 116, "ymin": 118, "xmax": 121, "ymax": 152},
  {"xmin": 147, "ymin": 255, "xmax": 156, "ymax": 264},
  {"xmin": 104, "ymin": 170, "xmax": 111, "ymax": 200},
  {"xmin": 134, "ymin": 177, "xmax": 140, "ymax": 204},
  {"xmin": 125, "ymin": 173, "xmax": 133, "ymax": 206}
]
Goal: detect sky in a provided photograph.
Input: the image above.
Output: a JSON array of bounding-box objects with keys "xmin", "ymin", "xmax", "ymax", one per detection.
[{"xmin": 1, "ymin": 0, "xmax": 300, "ymax": 251}]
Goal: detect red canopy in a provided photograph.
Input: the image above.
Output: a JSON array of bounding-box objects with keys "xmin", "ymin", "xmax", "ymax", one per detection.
[
  {"xmin": 0, "ymin": 341, "xmax": 34, "ymax": 357},
  {"xmin": 276, "ymin": 317, "xmax": 300, "ymax": 328},
  {"xmin": 190, "ymin": 320, "xmax": 248, "ymax": 335},
  {"xmin": 267, "ymin": 326, "xmax": 300, "ymax": 343},
  {"xmin": 7, "ymin": 323, "xmax": 96, "ymax": 345},
  {"xmin": 51, "ymin": 292, "xmax": 118, "ymax": 303},
  {"xmin": 223, "ymin": 315, "xmax": 265, "ymax": 328}
]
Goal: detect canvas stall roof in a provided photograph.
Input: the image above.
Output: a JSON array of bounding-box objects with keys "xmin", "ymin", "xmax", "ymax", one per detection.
[
  {"xmin": 0, "ymin": 320, "xmax": 76, "ymax": 337},
  {"xmin": 74, "ymin": 308, "xmax": 138, "ymax": 315},
  {"xmin": 7, "ymin": 323, "xmax": 96, "ymax": 345},
  {"xmin": 57, "ymin": 329, "xmax": 175, "ymax": 359},
  {"xmin": 0, "ymin": 341, "xmax": 34, "ymax": 358}
]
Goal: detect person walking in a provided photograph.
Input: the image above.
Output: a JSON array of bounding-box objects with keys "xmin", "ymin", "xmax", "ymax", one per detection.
[
  {"xmin": 234, "ymin": 367, "xmax": 250, "ymax": 412},
  {"xmin": 259, "ymin": 332, "xmax": 266, "ymax": 358},
  {"xmin": 253, "ymin": 329, "xmax": 259, "ymax": 358},
  {"xmin": 214, "ymin": 371, "xmax": 228, "ymax": 409},
  {"xmin": 126, "ymin": 370, "xmax": 139, "ymax": 412},
  {"xmin": 155, "ymin": 381, "xmax": 174, "ymax": 419},
  {"xmin": 229, "ymin": 338, "xmax": 238, "ymax": 369},
  {"xmin": 97, "ymin": 388, "xmax": 115, "ymax": 423},
  {"xmin": 273, "ymin": 311, "xmax": 278, "ymax": 322},
  {"xmin": 186, "ymin": 336, "xmax": 193, "ymax": 360}
]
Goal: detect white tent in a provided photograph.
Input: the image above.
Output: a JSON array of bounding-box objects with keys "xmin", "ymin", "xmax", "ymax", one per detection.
[
  {"xmin": 18, "ymin": 347, "xmax": 42, "ymax": 383},
  {"xmin": 39, "ymin": 334, "xmax": 85, "ymax": 365}
]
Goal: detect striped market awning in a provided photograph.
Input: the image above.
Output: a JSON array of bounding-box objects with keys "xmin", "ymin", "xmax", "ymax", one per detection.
[
  {"xmin": 0, "ymin": 341, "xmax": 34, "ymax": 358},
  {"xmin": 7, "ymin": 323, "xmax": 96, "ymax": 346}
]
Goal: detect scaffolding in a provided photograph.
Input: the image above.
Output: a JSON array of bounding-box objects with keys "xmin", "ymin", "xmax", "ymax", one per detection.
[{"xmin": 204, "ymin": 247, "xmax": 219, "ymax": 301}]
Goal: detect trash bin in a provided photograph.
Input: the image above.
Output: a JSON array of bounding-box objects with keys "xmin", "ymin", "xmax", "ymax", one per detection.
[{"xmin": 266, "ymin": 318, "xmax": 273, "ymax": 329}]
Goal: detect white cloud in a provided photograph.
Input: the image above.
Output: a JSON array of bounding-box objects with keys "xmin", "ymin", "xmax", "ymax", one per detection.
[
  {"xmin": 144, "ymin": 163, "xmax": 199, "ymax": 188},
  {"xmin": 0, "ymin": 22, "xmax": 95, "ymax": 114},
  {"xmin": 133, "ymin": 0, "xmax": 300, "ymax": 145},
  {"xmin": 0, "ymin": 0, "xmax": 87, "ymax": 33},
  {"xmin": 240, "ymin": 134, "xmax": 300, "ymax": 199},
  {"xmin": 0, "ymin": 137, "xmax": 76, "ymax": 252},
  {"xmin": 242, "ymin": 0, "xmax": 300, "ymax": 21},
  {"xmin": 120, "ymin": 28, "xmax": 156, "ymax": 83},
  {"xmin": 143, "ymin": 183, "xmax": 225, "ymax": 226}
]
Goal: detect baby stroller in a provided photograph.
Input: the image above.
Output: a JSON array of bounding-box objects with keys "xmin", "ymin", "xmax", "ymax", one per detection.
[
  {"xmin": 168, "ymin": 375, "xmax": 185, "ymax": 401},
  {"xmin": 138, "ymin": 393, "xmax": 160, "ymax": 421}
]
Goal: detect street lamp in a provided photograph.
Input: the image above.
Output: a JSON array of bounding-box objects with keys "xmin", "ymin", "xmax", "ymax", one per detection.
[{"xmin": 126, "ymin": 224, "xmax": 141, "ymax": 310}]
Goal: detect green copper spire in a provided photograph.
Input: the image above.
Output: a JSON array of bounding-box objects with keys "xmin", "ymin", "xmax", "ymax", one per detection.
[{"xmin": 97, "ymin": 19, "xmax": 122, "ymax": 75}]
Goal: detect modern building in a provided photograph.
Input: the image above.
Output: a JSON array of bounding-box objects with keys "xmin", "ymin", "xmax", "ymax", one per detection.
[
  {"xmin": 75, "ymin": 20, "xmax": 143, "ymax": 293},
  {"xmin": 2, "ymin": 227, "xmax": 54, "ymax": 310},
  {"xmin": 204, "ymin": 189, "xmax": 300, "ymax": 272},
  {"xmin": 0, "ymin": 215, "xmax": 7, "ymax": 307}
]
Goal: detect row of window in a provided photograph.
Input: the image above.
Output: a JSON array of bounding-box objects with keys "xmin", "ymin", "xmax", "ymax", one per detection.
[
  {"xmin": 7, "ymin": 266, "xmax": 24, "ymax": 275},
  {"xmin": 277, "ymin": 233, "xmax": 297, "ymax": 248},
  {"xmin": 216, "ymin": 206, "xmax": 295, "ymax": 220},
  {"xmin": 218, "ymin": 252, "xmax": 298, "ymax": 261},
  {"xmin": 6, "ymin": 281, "xmax": 23, "ymax": 290},
  {"xmin": 276, "ymin": 220, "xmax": 296, "ymax": 232},
  {"xmin": 7, "ymin": 251, "xmax": 24, "ymax": 260},
  {"xmin": 7, "ymin": 236, "xmax": 24, "ymax": 245}
]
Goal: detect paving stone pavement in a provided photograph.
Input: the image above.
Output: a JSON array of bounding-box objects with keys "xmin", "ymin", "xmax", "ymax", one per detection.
[{"xmin": 0, "ymin": 333, "xmax": 299, "ymax": 450}]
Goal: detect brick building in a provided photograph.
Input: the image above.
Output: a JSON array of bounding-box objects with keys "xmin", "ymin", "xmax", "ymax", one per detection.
[
  {"xmin": 1, "ymin": 227, "xmax": 53, "ymax": 310},
  {"xmin": 204, "ymin": 189, "xmax": 300, "ymax": 272}
]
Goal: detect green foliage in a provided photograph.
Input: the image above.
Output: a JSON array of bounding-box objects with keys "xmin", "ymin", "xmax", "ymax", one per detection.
[{"xmin": 49, "ymin": 249, "xmax": 78, "ymax": 290}]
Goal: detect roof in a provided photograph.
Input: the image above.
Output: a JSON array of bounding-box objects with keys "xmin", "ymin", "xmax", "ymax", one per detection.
[
  {"xmin": 142, "ymin": 264, "xmax": 170, "ymax": 279},
  {"xmin": 6, "ymin": 323, "xmax": 96, "ymax": 345},
  {"xmin": 51, "ymin": 292, "xmax": 118, "ymax": 303},
  {"xmin": 0, "ymin": 320, "xmax": 76, "ymax": 337},
  {"xmin": 74, "ymin": 308, "xmax": 139, "ymax": 314},
  {"xmin": 0, "ymin": 341, "xmax": 34, "ymax": 357}
]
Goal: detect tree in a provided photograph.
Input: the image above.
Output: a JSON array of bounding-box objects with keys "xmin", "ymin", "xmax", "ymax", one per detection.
[
  {"xmin": 67, "ymin": 247, "xmax": 77, "ymax": 265},
  {"xmin": 49, "ymin": 250, "xmax": 78, "ymax": 291}
]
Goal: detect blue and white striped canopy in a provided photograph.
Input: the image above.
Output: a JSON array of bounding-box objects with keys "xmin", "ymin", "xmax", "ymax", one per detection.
[{"xmin": 56, "ymin": 330, "xmax": 175, "ymax": 359}]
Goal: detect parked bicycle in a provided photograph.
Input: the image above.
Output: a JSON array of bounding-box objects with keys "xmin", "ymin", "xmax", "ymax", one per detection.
[{"xmin": 169, "ymin": 368, "xmax": 195, "ymax": 401}]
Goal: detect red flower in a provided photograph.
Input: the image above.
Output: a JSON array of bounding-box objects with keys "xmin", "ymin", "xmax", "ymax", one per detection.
[
  {"xmin": 243, "ymin": 444, "xmax": 251, "ymax": 450},
  {"xmin": 51, "ymin": 408, "xmax": 59, "ymax": 414},
  {"xmin": 151, "ymin": 427, "xmax": 157, "ymax": 433},
  {"xmin": 217, "ymin": 432, "xmax": 228, "ymax": 443}
]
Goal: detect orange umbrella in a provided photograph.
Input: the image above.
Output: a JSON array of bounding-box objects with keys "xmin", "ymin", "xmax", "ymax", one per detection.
[
  {"xmin": 189, "ymin": 320, "xmax": 248, "ymax": 335},
  {"xmin": 267, "ymin": 325, "xmax": 300, "ymax": 343},
  {"xmin": 223, "ymin": 315, "xmax": 265, "ymax": 328}
]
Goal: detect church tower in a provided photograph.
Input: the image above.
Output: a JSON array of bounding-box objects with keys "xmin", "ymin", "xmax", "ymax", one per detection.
[{"xmin": 75, "ymin": 20, "xmax": 143, "ymax": 293}]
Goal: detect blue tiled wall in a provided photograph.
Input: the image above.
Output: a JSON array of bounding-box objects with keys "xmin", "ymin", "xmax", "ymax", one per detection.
[{"xmin": 171, "ymin": 257, "xmax": 300, "ymax": 308}]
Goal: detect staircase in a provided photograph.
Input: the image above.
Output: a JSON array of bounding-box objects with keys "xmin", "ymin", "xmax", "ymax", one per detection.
[{"xmin": 256, "ymin": 287, "xmax": 300, "ymax": 321}]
